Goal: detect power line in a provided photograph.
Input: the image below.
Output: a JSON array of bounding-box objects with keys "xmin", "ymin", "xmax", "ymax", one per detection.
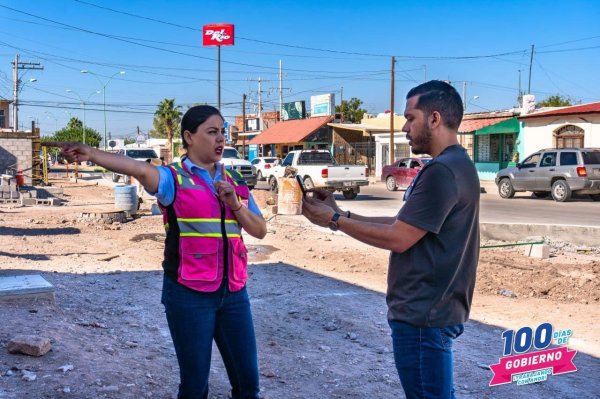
[
  {"xmin": 0, "ymin": 9, "xmax": 392, "ymax": 75},
  {"xmin": 537, "ymin": 34, "xmax": 600, "ymax": 49},
  {"xmin": 67, "ymin": 0, "xmax": 600, "ymax": 60}
]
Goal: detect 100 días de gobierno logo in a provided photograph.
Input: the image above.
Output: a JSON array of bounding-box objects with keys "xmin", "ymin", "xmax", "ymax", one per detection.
[{"xmin": 489, "ymin": 322, "xmax": 577, "ymax": 386}]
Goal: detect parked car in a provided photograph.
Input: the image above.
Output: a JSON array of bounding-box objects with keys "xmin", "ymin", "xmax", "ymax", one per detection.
[
  {"xmin": 112, "ymin": 148, "xmax": 161, "ymax": 184},
  {"xmin": 250, "ymin": 156, "xmax": 278, "ymax": 181},
  {"xmin": 221, "ymin": 146, "xmax": 257, "ymax": 190},
  {"xmin": 381, "ymin": 157, "xmax": 432, "ymax": 191},
  {"xmin": 495, "ymin": 148, "xmax": 600, "ymax": 202},
  {"xmin": 267, "ymin": 150, "xmax": 368, "ymax": 199}
]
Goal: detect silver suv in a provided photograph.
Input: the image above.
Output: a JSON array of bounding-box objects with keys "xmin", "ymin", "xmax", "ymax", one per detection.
[{"xmin": 495, "ymin": 148, "xmax": 600, "ymax": 202}]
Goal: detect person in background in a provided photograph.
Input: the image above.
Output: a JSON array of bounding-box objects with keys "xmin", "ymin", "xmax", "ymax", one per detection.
[
  {"xmin": 46, "ymin": 105, "xmax": 266, "ymax": 399},
  {"xmin": 301, "ymin": 81, "xmax": 480, "ymax": 399}
]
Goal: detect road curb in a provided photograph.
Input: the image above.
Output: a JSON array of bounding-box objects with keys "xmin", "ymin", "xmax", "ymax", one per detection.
[
  {"xmin": 269, "ymin": 215, "xmax": 599, "ymax": 247},
  {"xmin": 481, "ymin": 222, "xmax": 599, "ymax": 246}
]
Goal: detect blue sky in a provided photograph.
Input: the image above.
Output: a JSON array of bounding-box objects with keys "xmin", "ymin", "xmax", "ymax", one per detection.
[{"xmin": 1, "ymin": 0, "xmax": 599, "ymax": 138}]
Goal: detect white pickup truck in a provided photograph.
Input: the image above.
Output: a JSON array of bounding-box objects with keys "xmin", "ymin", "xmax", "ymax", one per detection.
[
  {"xmin": 267, "ymin": 150, "xmax": 368, "ymax": 199},
  {"xmin": 221, "ymin": 146, "xmax": 257, "ymax": 190}
]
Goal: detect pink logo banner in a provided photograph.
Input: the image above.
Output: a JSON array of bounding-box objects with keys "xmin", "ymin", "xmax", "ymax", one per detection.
[{"xmin": 489, "ymin": 347, "xmax": 577, "ymax": 386}]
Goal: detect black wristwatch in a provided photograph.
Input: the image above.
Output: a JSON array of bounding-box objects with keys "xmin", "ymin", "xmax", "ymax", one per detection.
[{"xmin": 328, "ymin": 212, "xmax": 341, "ymax": 231}]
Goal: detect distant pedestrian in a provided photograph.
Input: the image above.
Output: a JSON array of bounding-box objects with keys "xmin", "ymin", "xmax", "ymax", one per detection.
[
  {"xmin": 46, "ymin": 105, "xmax": 266, "ymax": 399},
  {"xmin": 302, "ymin": 80, "xmax": 480, "ymax": 398}
]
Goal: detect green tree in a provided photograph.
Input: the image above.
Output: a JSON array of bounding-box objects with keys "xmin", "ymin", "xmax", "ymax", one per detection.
[
  {"xmin": 154, "ymin": 99, "xmax": 182, "ymax": 163},
  {"xmin": 149, "ymin": 118, "xmax": 167, "ymax": 139},
  {"xmin": 46, "ymin": 117, "xmax": 102, "ymax": 148},
  {"xmin": 335, "ymin": 97, "xmax": 367, "ymax": 123},
  {"xmin": 537, "ymin": 95, "xmax": 573, "ymax": 108}
]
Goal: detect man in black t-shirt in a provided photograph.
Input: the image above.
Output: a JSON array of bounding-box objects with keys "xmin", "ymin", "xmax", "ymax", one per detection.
[{"xmin": 302, "ymin": 80, "xmax": 480, "ymax": 399}]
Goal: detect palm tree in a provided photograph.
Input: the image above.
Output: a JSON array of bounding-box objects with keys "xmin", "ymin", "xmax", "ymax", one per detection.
[{"xmin": 154, "ymin": 98, "xmax": 182, "ymax": 163}]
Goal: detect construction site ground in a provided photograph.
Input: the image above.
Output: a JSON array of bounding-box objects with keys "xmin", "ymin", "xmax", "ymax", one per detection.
[{"xmin": 0, "ymin": 173, "xmax": 598, "ymax": 399}]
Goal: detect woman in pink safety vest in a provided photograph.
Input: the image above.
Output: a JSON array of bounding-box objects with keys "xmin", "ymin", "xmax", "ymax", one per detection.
[{"xmin": 47, "ymin": 105, "xmax": 267, "ymax": 399}]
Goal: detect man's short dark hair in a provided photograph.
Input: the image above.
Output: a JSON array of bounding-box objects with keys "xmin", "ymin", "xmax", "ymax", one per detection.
[{"xmin": 406, "ymin": 80, "xmax": 463, "ymax": 130}]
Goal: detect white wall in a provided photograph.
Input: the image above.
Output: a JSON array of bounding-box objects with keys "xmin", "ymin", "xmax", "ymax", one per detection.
[
  {"xmin": 373, "ymin": 133, "xmax": 408, "ymax": 178},
  {"xmin": 521, "ymin": 115, "xmax": 600, "ymax": 158}
]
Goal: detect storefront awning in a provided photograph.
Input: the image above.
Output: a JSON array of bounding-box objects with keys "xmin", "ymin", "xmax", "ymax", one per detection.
[
  {"xmin": 248, "ymin": 116, "xmax": 333, "ymax": 145},
  {"xmin": 327, "ymin": 122, "xmax": 403, "ymax": 134},
  {"xmin": 474, "ymin": 117, "xmax": 520, "ymax": 135},
  {"xmin": 458, "ymin": 116, "xmax": 512, "ymax": 133}
]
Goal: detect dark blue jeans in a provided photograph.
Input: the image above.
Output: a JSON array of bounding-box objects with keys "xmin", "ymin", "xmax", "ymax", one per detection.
[
  {"xmin": 161, "ymin": 275, "xmax": 260, "ymax": 399},
  {"xmin": 389, "ymin": 320, "xmax": 464, "ymax": 399}
]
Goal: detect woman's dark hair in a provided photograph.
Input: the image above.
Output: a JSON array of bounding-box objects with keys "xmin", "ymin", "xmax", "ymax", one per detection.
[
  {"xmin": 180, "ymin": 105, "xmax": 223, "ymax": 149},
  {"xmin": 406, "ymin": 80, "xmax": 463, "ymax": 130}
]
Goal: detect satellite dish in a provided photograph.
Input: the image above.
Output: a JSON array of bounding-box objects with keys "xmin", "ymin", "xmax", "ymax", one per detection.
[{"xmin": 109, "ymin": 140, "xmax": 116, "ymax": 148}]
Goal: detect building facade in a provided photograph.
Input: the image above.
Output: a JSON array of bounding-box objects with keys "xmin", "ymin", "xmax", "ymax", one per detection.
[
  {"xmin": 0, "ymin": 98, "xmax": 11, "ymax": 129},
  {"xmin": 518, "ymin": 102, "xmax": 600, "ymax": 158}
]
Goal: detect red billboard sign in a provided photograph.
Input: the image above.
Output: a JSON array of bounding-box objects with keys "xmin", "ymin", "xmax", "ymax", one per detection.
[{"xmin": 202, "ymin": 24, "xmax": 235, "ymax": 46}]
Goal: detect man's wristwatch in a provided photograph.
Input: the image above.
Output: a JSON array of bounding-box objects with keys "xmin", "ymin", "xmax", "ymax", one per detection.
[{"xmin": 328, "ymin": 212, "xmax": 341, "ymax": 231}]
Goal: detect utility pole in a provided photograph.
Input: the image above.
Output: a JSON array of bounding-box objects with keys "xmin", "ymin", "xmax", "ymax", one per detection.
[
  {"xmin": 242, "ymin": 93, "xmax": 247, "ymax": 158},
  {"xmin": 527, "ymin": 44, "xmax": 534, "ymax": 94},
  {"xmin": 258, "ymin": 77, "xmax": 263, "ymax": 132},
  {"xmin": 279, "ymin": 61, "xmax": 283, "ymax": 119},
  {"xmin": 463, "ymin": 81, "xmax": 468, "ymax": 112},
  {"xmin": 340, "ymin": 86, "xmax": 344, "ymax": 122},
  {"xmin": 12, "ymin": 54, "xmax": 16, "ymax": 132},
  {"xmin": 518, "ymin": 69, "xmax": 523, "ymax": 106},
  {"xmin": 12, "ymin": 54, "xmax": 44, "ymax": 132},
  {"xmin": 389, "ymin": 56, "xmax": 395, "ymax": 165},
  {"xmin": 278, "ymin": 62, "xmax": 291, "ymax": 122}
]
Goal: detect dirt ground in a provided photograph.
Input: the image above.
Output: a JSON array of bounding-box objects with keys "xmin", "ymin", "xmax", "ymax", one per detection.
[{"xmin": 0, "ymin": 173, "xmax": 598, "ymax": 398}]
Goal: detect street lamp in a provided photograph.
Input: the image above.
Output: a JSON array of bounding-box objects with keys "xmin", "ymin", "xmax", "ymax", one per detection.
[
  {"xmin": 26, "ymin": 115, "xmax": 39, "ymax": 131},
  {"xmin": 13, "ymin": 78, "xmax": 37, "ymax": 132},
  {"xmin": 44, "ymin": 111, "xmax": 58, "ymax": 132},
  {"xmin": 81, "ymin": 70, "xmax": 126, "ymax": 150},
  {"xmin": 66, "ymin": 89, "xmax": 100, "ymax": 145},
  {"xmin": 466, "ymin": 96, "xmax": 480, "ymax": 112}
]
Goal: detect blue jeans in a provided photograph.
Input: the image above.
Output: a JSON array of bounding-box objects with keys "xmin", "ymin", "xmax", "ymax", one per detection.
[
  {"xmin": 161, "ymin": 275, "xmax": 260, "ymax": 399},
  {"xmin": 389, "ymin": 320, "xmax": 464, "ymax": 399}
]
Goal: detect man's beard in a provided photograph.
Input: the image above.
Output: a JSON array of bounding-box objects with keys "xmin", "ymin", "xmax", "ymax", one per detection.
[{"xmin": 408, "ymin": 126, "xmax": 432, "ymax": 155}]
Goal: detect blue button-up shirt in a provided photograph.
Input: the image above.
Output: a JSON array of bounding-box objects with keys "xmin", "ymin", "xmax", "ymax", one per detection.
[{"xmin": 152, "ymin": 158, "xmax": 262, "ymax": 216}]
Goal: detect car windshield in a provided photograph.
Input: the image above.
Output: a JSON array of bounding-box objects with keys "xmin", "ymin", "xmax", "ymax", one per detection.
[
  {"xmin": 223, "ymin": 148, "xmax": 242, "ymax": 159},
  {"xmin": 126, "ymin": 149, "xmax": 158, "ymax": 158},
  {"xmin": 582, "ymin": 151, "xmax": 600, "ymax": 165},
  {"xmin": 263, "ymin": 158, "xmax": 277, "ymax": 163}
]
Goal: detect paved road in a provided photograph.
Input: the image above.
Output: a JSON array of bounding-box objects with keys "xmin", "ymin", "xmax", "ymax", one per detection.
[
  {"xmin": 75, "ymin": 169, "xmax": 598, "ymax": 228},
  {"xmin": 255, "ymin": 180, "xmax": 600, "ymax": 227}
]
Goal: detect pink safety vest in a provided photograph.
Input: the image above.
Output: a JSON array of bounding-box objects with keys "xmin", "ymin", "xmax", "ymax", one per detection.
[{"xmin": 162, "ymin": 162, "xmax": 250, "ymax": 292}]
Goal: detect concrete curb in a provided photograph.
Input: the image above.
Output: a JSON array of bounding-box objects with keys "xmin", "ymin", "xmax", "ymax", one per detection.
[
  {"xmin": 269, "ymin": 214, "xmax": 599, "ymax": 247},
  {"xmin": 480, "ymin": 222, "xmax": 600, "ymax": 246}
]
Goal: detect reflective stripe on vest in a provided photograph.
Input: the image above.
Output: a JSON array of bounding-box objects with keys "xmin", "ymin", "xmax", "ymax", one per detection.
[
  {"xmin": 225, "ymin": 170, "xmax": 239, "ymax": 186},
  {"xmin": 177, "ymin": 218, "xmax": 241, "ymax": 238},
  {"xmin": 167, "ymin": 164, "xmax": 243, "ymax": 238},
  {"xmin": 169, "ymin": 164, "xmax": 199, "ymax": 189}
]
